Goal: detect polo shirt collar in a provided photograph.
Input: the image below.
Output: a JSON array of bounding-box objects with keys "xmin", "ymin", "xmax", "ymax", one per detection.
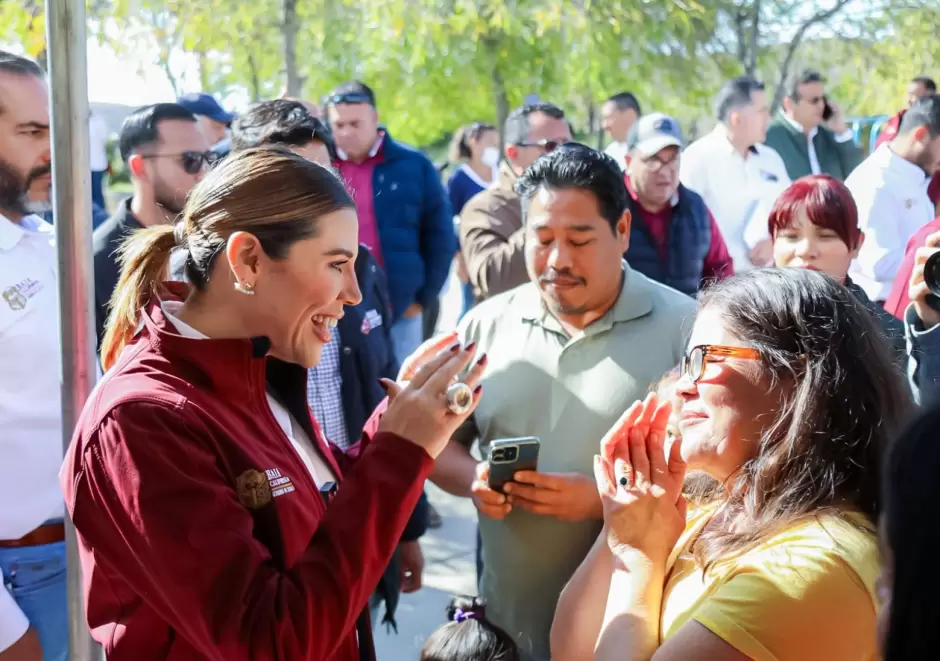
[
  {"xmin": 518, "ymin": 261, "xmax": 654, "ymax": 337},
  {"xmin": 336, "ymin": 130, "xmax": 385, "ymax": 162},
  {"xmin": 710, "ymin": 125, "xmax": 758, "ymax": 156},
  {"xmin": 0, "ymin": 211, "xmax": 51, "ymax": 252}
]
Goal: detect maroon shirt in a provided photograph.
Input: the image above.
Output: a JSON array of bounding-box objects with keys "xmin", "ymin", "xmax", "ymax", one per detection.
[
  {"xmin": 625, "ymin": 176, "xmax": 735, "ymax": 281},
  {"xmin": 884, "ymin": 216, "xmax": 940, "ymax": 318},
  {"xmin": 61, "ymin": 286, "xmax": 430, "ymax": 660},
  {"xmin": 335, "ymin": 133, "xmax": 386, "ymax": 265}
]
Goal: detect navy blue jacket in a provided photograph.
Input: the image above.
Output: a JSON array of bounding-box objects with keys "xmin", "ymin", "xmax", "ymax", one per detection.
[
  {"xmin": 340, "ymin": 246, "xmax": 428, "ymax": 628},
  {"xmin": 367, "ymin": 132, "xmax": 456, "ymax": 321},
  {"xmin": 625, "ymin": 185, "xmax": 712, "ymax": 296}
]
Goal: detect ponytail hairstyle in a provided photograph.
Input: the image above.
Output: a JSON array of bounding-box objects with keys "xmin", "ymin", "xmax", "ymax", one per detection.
[
  {"xmin": 100, "ymin": 146, "xmax": 354, "ymax": 370},
  {"xmin": 448, "ymin": 121, "xmax": 496, "ymax": 163},
  {"xmin": 420, "ymin": 596, "xmax": 519, "ymax": 661}
]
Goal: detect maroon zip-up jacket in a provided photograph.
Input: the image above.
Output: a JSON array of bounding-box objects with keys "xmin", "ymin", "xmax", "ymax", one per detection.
[{"xmin": 60, "ymin": 293, "xmax": 431, "ymax": 660}]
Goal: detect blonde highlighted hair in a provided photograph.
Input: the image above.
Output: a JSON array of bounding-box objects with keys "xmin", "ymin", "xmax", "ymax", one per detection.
[{"xmin": 100, "ymin": 147, "xmax": 354, "ymax": 370}]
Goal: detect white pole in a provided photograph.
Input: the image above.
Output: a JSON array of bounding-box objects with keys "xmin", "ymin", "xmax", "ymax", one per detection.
[{"xmin": 45, "ymin": 0, "xmax": 100, "ymax": 658}]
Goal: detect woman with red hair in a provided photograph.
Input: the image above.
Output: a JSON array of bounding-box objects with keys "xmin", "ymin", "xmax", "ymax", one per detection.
[{"xmin": 769, "ymin": 174, "xmax": 906, "ymax": 359}]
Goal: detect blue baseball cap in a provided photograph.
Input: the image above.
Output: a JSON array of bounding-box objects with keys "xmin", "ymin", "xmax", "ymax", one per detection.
[
  {"xmin": 626, "ymin": 112, "xmax": 684, "ymax": 157},
  {"xmin": 176, "ymin": 93, "xmax": 235, "ymax": 125}
]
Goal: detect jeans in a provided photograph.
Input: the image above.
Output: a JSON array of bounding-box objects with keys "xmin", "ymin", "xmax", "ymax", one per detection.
[
  {"xmin": 0, "ymin": 541, "xmax": 68, "ymax": 661},
  {"xmin": 390, "ymin": 312, "xmax": 424, "ymax": 366},
  {"xmin": 90, "ymin": 170, "xmax": 105, "ymax": 210}
]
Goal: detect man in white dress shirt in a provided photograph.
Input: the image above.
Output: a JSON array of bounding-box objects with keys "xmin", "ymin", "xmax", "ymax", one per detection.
[
  {"xmin": 601, "ymin": 92, "xmax": 641, "ymax": 170},
  {"xmin": 680, "ymin": 76, "xmax": 791, "ymax": 271},
  {"xmin": 848, "ymin": 95, "xmax": 940, "ymax": 303},
  {"xmin": 0, "ymin": 51, "xmax": 67, "ymax": 660}
]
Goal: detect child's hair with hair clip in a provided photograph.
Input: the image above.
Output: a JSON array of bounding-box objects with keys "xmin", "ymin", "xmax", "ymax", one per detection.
[{"xmin": 420, "ymin": 596, "xmax": 520, "ymax": 661}]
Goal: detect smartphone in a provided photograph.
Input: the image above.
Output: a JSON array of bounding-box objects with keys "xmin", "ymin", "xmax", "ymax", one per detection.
[
  {"xmin": 487, "ymin": 437, "xmax": 540, "ymax": 493},
  {"xmin": 822, "ymin": 97, "xmax": 834, "ymax": 121}
]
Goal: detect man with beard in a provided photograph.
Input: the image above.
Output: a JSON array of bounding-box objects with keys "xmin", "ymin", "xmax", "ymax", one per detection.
[
  {"xmin": 847, "ymin": 95, "xmax": 940, "ymax": 303},
  {"xmin": 93, "ymin": 103, "xmax": 211, "ymax": 345},
  {"xmin": 430, "ymin": 144, "xmax": 694, "ymax": 660},
  {"xmin": 0, "ymin": 50, "xmax": 66, "ymax": 660}
]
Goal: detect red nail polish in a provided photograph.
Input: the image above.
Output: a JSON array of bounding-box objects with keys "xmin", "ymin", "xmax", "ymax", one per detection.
[
  {"xmin": 449, "ymin": 344, "xmax": 460, "ymax": 353},
  {"xmin": 465, "ymin": 341, "xmax": 476, "ymax": 352},
  {"xmin": 473, "ymin": 385, "xmax": 483, "ymax": 394},
  {"xmin": 377, "ymin": 379, "xmax": 390, "ymax": 392},
  {"xmin": 477, "ymin": 353, "xmax": 488, "ymax": 367}
]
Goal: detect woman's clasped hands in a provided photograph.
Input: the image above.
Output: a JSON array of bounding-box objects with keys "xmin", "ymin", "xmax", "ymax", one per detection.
[{"xmin": 595, "ymin": 393, "xmax": 688, "ymax": 566}]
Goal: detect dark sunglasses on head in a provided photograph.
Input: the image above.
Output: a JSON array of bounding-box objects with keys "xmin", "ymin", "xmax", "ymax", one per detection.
[
  {"xmin": 515, "ymin": 138, "xmax": 560, "ymax": 153},
  {"xmin": 142, "ymin": 150, "xmax": 219, "ymax": 175},
  {"xmin": 325, "ymin": 92, "xmax": 373, "ymax": 106}
]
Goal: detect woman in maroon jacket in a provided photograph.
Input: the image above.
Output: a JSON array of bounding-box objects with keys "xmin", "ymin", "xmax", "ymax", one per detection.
[{"xmin": 61, "ymin": 147, "xmax": 485, "ymax": 660}]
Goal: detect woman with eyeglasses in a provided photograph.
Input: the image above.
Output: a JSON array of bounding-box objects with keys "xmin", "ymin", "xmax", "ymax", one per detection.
[
  {"xmin": 63, "ymin": 148, "xmax": 487, "ymax": 660},
  {"xmin": 769, "ymin": 174, "xmax": 906, "ymax": 361},
  {"xmin": 551, "ymin": 268, "xmax": 912, "ymax": 661}
]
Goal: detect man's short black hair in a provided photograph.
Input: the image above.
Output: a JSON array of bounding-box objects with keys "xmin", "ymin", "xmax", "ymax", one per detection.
[
  {"xmin": 504, "ymin": 102, "xmax": 566, "ymax": 147},
  {"xmin": 119, "ymin": 103, "xmax": 196, "ymax": 162},
  {"xmin": 605, "ymin": 92, "xmax": 641, "ymax": 115},
  {"xmin": 231, "ymin": 99, "xmax": 336, "ymax": 158},
  {"xmin": 788, "ymin": 69, "xmax": 825, "ymax": 101},
  {"xmin": 514, "ymin": 142, "xmax": 626, "ymax": 232},
  {"xmin": 913, "ymin": 76, "xmax": 937, "ymax": 93},
  {"xmin": 899, "ymin": 95, "xmax": 940, "ymax": 136},
  {"xmin": 715, "ymin": 76, "xmax": 766, "ymax": 122},
  {"xmin": 327, "ymin": 81, "xmax": 376, "ymax": 108}
]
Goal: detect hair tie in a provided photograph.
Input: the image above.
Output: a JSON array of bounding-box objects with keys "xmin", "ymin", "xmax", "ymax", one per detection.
[{"xmin": 453, "ymin": 607, "xmax": 480, "ymax": 624}]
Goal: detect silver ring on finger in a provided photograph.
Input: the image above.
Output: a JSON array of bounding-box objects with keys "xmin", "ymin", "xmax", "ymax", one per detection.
[{"xmin": 445, "ymin": 382, "xmax": 474, "ymax": 415}]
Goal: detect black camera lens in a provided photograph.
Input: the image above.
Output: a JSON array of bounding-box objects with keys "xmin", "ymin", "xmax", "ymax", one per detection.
[
  {"xmin": 504, "ymin": 446, "xmax": 518, "ymax": 461},
  {"xmin": 924, "ymin": 251, "xmax": 940, "ymax": 311}
]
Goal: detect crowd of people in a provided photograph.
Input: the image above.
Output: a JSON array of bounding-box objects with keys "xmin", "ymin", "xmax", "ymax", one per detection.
[{"xmin": 4, "ymin": 41, "xmax": 940, "ymax": 661}]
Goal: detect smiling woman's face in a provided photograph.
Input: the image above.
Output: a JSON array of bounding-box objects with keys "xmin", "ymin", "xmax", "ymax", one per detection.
[
  {"xmin": 245, "ymin": 208, "xmax": 362, "ymax": 368},
  {"xmin": 673, "ymin": 306, "xmax": 775, "ymax": 482}
]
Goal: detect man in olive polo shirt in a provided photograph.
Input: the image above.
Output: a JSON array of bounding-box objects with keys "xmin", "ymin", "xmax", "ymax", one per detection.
[{"xmin": 431, "ymin": 144, "xmax": 695, "ymax": 660}]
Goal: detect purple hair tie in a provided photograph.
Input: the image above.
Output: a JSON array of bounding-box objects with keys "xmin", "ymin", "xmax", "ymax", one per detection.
[{"xmin": 453, "ymin": 607, "xmax": 480, "ymax": 623}]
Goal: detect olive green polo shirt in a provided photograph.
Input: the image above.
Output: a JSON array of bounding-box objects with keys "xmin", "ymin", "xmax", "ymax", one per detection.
[{"xmin": 456, "ymin": 263, "xmax": 696, "ymax": 661}]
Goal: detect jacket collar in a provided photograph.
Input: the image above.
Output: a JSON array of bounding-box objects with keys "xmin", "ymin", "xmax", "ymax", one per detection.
[
  {"xmin": 495, "ymin": 161, "xmax": 519, "ymax": 195},
  {"xmin": 0, "ymin": 212, "xmax": 51, "ymax": 252}
]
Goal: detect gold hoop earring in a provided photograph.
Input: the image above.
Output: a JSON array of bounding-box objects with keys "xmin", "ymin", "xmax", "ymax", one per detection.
[{"xmin": 234, "ymin": 281, "xmax": 256, "ymax": 296}]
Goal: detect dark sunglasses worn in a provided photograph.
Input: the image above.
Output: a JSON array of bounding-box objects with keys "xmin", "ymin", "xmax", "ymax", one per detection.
[
  {"xmin": 515, "ymin": 138, "xmax": 560, "ymax": 153},
  {"xmin": 142, "ymin": 150, "xmax": 219, "ymax": 175}
]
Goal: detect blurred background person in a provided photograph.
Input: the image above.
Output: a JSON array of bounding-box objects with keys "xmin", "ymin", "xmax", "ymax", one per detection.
[
  {"xmin": 769, "ymin": 174, "xmax": 905, "ymax": 359},
  {"xmin": 681, "ymin": 76, "xmax": 791, "ymax": 271},
  {"xmin": 847, "ymin": 95, "xmax": 940, "ymax": 303},
  {"xmin": 420, "ymin": 596, "xmax": 520, "ymax": 661},
  {"xmin": 69, "ymin": 148, "xmax": 487, "ymax": 659},
  {"xmin": 553, "ymin": 268, "xmax": 912, "ymax": 661},
  {"xmin": 764, "ymin": 69, "xmax": 863, "ymax": 181},
  {"xmin": 177, "ymin": 91, "xmax": 234, "ymax": 149},
  {"xmin": 327, "ymin": 80, "xmax": 454, "ymax": 360},
  {"xmin": 601, "ymin": 92, "xmax": 641, "ymax": 169},
  {"xmin": 88, "ymin": 108, "xmax": 110, "ymax": 215},
  {"xmin": 624, "ymin": 112, "xmax": 733, "ymax": 295},
  {"xmin": 447, "ymin": 121, "xmax": 499, "ymax": 318},
  {"xmin": 875, "ymin": 75, "xmax": 936, "ymax": 149},
  {"xmin": 93, "ymin": 103, "xmax": 211, "ymax": 346},
  {"xmin": 459, "ymin": 102, "xmax": 571, "ymax": 303}
]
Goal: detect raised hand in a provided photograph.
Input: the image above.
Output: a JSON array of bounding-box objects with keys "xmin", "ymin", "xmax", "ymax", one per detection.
[
  {"xmin": 594, "ymin": 393, "xmax": 687, "ymax": 564},
  {"xmin": 397, "ymin": 331, "xmax": 459, "ymax": 383}
]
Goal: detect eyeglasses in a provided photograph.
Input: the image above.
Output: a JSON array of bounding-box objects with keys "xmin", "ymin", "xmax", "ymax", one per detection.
[
  {"xmin": 680, "ymin": 344, "xmax": 761, "ymax": 384},
  {"xmin": 142, "ymin": 151, "xmax": 219, "ymax": 175},
  {"xmin": 325, "ymin": 92, "xmax": 374, "ymax": 106},
  {"xmin": 515, "ymin": 138, "xmax": 561, "ymax": 153},
  {"xmin": 641, "ymin": 151, "xmax": 680, "ymax": 172}
]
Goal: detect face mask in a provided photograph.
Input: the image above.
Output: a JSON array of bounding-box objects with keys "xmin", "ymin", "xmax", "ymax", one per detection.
[{"xmin": 481, "ymin": 146, "xmax": 500, "ymax": 168}]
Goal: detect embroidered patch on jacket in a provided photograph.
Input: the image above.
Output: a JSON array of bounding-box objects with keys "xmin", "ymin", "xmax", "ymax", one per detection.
[
  {"xmin": 360, "ymin": 309, "xmax": 383, "ymax": 335},
  {"xmin": 236, "ymin": 469, "xmax": 272, "ymax": 509}
]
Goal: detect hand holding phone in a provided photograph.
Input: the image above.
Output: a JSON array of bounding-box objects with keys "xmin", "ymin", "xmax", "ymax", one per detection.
[{"xmin": 487, "ymin": 437, "xmax": 540, "ymax": 493}]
